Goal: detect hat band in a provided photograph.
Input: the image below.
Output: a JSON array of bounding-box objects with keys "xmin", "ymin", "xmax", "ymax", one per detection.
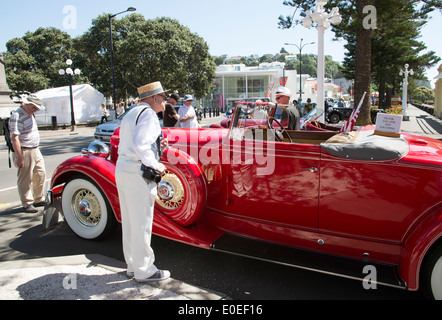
[{"xmin": 139, "ymin": 87, "xmax": 165, "ymax": 99}]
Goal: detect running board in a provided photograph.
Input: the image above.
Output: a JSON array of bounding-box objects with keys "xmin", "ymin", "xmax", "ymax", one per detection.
[{"xmin": 211, "ymin": 233, "xmax": 406, "ymax": 289}]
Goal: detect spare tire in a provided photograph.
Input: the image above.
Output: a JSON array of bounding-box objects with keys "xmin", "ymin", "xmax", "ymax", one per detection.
[{"xmin": 155, "ymin": 148, "xmax": 207, "ymax": 227}]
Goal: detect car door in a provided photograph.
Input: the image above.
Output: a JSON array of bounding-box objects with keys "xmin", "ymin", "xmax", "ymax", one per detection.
[
  {"xmin": 220, "ymin": 127, "xmax": 321, "ymax": 230},
  {"xmin": 318, "ymin": 152, "xmax": 439, "ymax": 243}
]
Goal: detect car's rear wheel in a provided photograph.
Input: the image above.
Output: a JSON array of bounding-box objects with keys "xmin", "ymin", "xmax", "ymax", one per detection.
[
  {"xmin": 61, "ymin": 177, "xmax": 117, "ymax": 240},
  {"xmin": 421, "ymin": 243, "xmax": 442, "ymax": 300}
]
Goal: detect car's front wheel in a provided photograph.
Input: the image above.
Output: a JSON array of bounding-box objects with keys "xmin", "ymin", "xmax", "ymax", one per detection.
[
  {"xmin": 328, "ymin": 113, "xmax": 340, "ymax": 124},
  {"xmin": 421, "ymin": 243, "xmax": 442, "ymax": 300},
  {"xmin": 61, "ymin": 177, "xmax": 117, "ymax": 240}
]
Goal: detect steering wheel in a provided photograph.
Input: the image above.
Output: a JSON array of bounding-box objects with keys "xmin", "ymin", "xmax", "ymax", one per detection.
[
  {"xmin": 311, "ymin": 119, "xmax": 320, "ymax": 128},
  {"xmin": 267, "ymin": 117, "xmax": 293, "ymax": 143}
]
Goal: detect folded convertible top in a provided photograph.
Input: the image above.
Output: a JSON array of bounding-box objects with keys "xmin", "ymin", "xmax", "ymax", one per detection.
[{"xmin": 320, "ymin": 130, "xmax": 409, "ymax": 161}]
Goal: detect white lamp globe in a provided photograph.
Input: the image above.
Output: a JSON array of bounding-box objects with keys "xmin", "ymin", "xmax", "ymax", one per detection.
[
  {"xmin": 302, "ymin": 17, "xmax": 313, "ymax": 28},
  {"xmin": 311, "ymin": 11, "xmax": 322, "ymax": 23},
  {"xmin": 331, "ymin": 15, "xmax": 342, "ymax": 25}
]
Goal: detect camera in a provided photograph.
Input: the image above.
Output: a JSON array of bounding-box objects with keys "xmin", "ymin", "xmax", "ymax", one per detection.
[{"xmin": 141, "ymin": 164, "xmax": 162, "ymax": 184}]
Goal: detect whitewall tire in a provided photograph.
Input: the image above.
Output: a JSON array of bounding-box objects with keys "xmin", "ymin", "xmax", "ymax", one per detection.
[{"xmin": 61, "ymin": 178, "xmax": 117, "ymax": 240}]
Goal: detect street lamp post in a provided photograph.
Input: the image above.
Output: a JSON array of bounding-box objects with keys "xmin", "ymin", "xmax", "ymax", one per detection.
[
  {"xmin": 109, "ymin": 7, "xmax": 136, "ymax": 110},
  {"xmin": 302, "ymin": 0, "xmax": 342, "ymax": 122},
  {"xmin": 400, "ymin": 63, "xmax": 413, "ymax": 121},
  {"xmin": 59, "ymin": 59, "xmax": 81, "ymax": 131},
  {"xmin": 285, "ymin": 39, "xmax": 315, "ymax": 102}
]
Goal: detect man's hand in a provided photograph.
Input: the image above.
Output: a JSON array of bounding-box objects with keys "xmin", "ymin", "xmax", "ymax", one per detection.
[
  {"xmin": 15, "ymin": 154, "xmax": 24, "ymax": 168},
  {"xmin": 11, "ymin": 135, "xmax": 24, "ymax": 168},
  {"xmin": 157, "ymin": 163, "xmax": 166, "ymax": 175},
  {"xmin": 160, "ymin": 138, "xmax": 168, "ymax": 152}
]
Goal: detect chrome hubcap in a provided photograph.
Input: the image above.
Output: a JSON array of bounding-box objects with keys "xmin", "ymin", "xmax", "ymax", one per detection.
[
  {"xmin": 156, "ymin": 171, "xmax": 185, "ymax": 210},
  {"xmin": 71, "ymin": 188, "xmax": 101, "ymax": 228},
  {"xmin": 158, "ymin": 181, "xmax": 175, "ymax": 201}
]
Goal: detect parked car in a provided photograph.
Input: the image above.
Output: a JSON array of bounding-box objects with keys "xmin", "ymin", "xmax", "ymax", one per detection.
[
  {"xmin": 94, "ymin": 111, "xmax": 163, "ymax": 144},
  {"xmin": 94, "ymin": 113, "xmax": 127, "ymax": 144},
  {"xmin": 326, "ymin": 106, "xmax": 386, "ymax": 124},
  {"xmin": 44, "ymin": 102, "xmax": 442, "ymax": 299}
]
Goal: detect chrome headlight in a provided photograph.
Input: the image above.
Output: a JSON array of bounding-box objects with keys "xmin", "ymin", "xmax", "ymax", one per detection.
[{"xmin": 82, "ymin": 140, "xmax": 110, "ymax": 158}]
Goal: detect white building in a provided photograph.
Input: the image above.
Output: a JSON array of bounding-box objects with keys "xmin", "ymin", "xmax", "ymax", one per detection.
[
  {"xmin": 211, "ymin": 62, "xmax": 310, "ymax": 110},
  {"xmin": 303, "ymin": 79, "xmax": 343, "ymax": 104}
]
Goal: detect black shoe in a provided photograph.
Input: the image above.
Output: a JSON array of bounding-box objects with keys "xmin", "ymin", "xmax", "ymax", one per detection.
[
  {"xmin": 33, "ymin": 202, "xmax": 46, "ymax": 208},
  {"xmin": 23, "ymin": 205, "xmax": 38, "ymax": 213}
]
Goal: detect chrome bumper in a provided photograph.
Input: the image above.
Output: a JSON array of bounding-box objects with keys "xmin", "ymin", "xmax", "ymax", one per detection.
[{"xmin": 42, "ymin": 189, "xmax": 63, "ymax": 230}]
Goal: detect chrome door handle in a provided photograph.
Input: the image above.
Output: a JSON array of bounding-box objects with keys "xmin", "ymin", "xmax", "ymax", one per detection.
[{"xmin": 301, "ymin": 167, "xmax": 318, "ymax": 173}]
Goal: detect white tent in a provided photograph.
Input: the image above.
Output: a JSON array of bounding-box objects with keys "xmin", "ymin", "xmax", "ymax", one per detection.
[{"xmin": 34, "ymin": 84, "xmax": 104, "ymax": 125}]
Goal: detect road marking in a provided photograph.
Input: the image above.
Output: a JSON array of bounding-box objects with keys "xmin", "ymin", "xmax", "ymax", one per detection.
[{"xmin": 0, "ymin": 179, "xmax": 52, "ymax": 193}]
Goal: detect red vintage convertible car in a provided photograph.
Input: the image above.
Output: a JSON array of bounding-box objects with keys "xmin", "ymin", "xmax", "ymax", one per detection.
[{"xmin": 43, "ymin": 102, "xmax": 442, "ymax": 299}]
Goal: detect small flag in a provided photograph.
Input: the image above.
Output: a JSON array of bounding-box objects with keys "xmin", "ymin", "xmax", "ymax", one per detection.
[{"xmin": 340, "ymin": 92, "xmax": 367, "ymax": 133}]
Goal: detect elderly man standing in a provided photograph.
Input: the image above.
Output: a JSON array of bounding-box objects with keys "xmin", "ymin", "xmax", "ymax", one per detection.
[
  {"xmin": 9, "ymin": 94, "xmax": 47, "ymax": 213},
  {"xmin": 275, "ymin": 87, "xmax": 300, "ymax": 130},
  {"xmin": 115, "ymin": 81, "xmax": 170, "ymax": 283},
  {"xmin": 178, "ymin": 94, "xmax": 199, "ymax": 128}
]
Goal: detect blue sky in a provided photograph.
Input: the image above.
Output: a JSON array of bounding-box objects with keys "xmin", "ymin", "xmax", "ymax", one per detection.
[{"xmin": 1, "ymin": 0, "xmax": 441, "ymax": 86}]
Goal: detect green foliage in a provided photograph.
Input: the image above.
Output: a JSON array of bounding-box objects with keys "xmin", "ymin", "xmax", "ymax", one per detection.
[
  {"xmin": 4, "ymin": 15, "xmax": 216, "ymax": 100},
  {"xmin": 279, "ymin": 0, "xmax": 442, "ymax": 117},
  {"xmin": 4, "ymin": 27, "xmax": 80, "ymax": 92},
  {"xmin": 413, "ymin": 86, "xmax": 435, "ymax": 103}
]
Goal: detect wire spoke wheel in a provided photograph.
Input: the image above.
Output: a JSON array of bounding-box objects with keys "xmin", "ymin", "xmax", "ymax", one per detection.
[{"xmin": 62, "ymin": 178, "xmax": 117, "ymax": 240}]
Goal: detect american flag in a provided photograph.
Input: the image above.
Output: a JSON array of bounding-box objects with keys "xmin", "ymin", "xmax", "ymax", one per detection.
[{"xmin": 339, "ymin": 92, "xmax": 367, "ymax": 133}]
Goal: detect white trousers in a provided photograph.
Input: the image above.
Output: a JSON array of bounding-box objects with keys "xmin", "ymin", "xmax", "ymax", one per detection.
[{"xmin": 115, "ymin": 159, "xmax": 158, "ymax": 279}]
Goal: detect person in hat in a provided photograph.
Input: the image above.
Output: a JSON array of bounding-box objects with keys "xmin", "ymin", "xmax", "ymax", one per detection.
[
  {"xmin": 178, "ymin": 94, "xmax": 199, "ymax": 128},
  {"xmin": 275, "ymin": 87, "xmax": 300, "ymax": 131},
  {"xmin": 8, "ymin": 94, "xmax": 47, "ymax": 213},
  {"xmin": 163, "ymin": 93, "xmax": 180, "ymax": 127},
  {"xmin": 115, "ymin": 81, "xmax": 170, "ymax": 282}
]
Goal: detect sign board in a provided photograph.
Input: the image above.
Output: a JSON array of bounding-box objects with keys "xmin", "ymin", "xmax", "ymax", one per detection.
[{"xmin": 374, "ymin": 113, "xmax": 403, "ymax": 138}]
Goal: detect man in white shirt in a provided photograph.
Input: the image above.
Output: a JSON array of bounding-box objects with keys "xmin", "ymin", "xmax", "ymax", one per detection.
[
  {"xmin": 115, "ymin": 81, "xmax": 170, "ymax": 283},
  {"xmin": 178, "ymin": 94, "xmax": 199, "ymax": 128}
]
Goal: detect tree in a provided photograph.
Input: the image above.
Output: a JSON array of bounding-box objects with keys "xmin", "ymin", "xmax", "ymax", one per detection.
[
  {"xmin": 413, "ymin": 86, "xmax": 435, "ymax": 103},
  {"xmin": 358, "ymin": 0, "xmax": 440, "ymax": 108},
  {"xmin": 279, "ymin": 0, "xmax": 442, "ymax": 124},
  {"xmin": 77, "ymin": 14, "xmax": 216, "ymax": 100},
  {"xmin": 279, "ymin": 0, "xmax": 374, "ymax": 124},
  {"xmin": 4, "ymin": 27, "xmax": 80, "ymax": 92}
]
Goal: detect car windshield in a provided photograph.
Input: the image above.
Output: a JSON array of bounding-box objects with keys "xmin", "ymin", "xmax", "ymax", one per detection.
[
  {"xmin": 231, "ymin": 102, "xmax": 276, "ymax": 129},
  {"xmin": 300, "ymin": 107, "xmax": 324, "ymax": 129}
]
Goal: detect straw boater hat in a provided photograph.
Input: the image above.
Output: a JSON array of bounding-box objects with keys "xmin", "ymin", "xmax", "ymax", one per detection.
[{"xmin": 137, "ymin": 81, "xmax": 169, "ymax": 100}]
